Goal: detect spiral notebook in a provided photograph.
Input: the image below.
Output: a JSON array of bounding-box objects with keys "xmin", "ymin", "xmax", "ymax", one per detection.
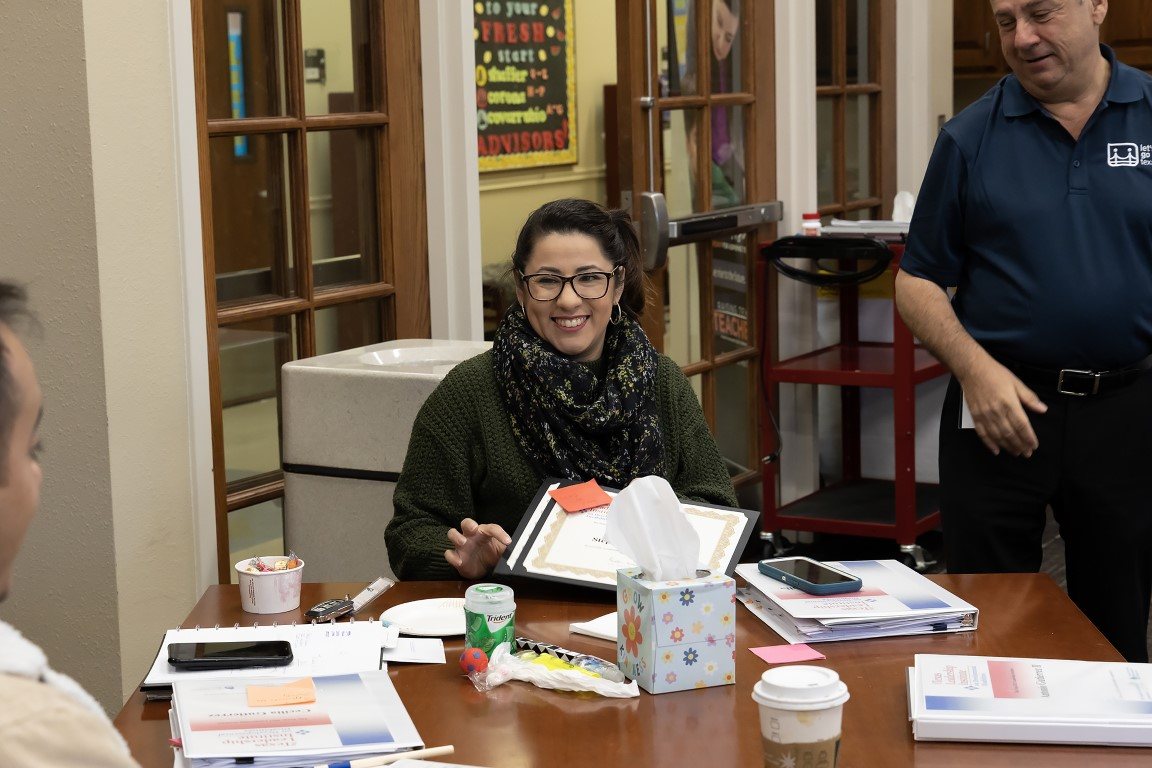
[{"xmin": 141, "ymin": 619, "xmax": 389, "ymax": 692}]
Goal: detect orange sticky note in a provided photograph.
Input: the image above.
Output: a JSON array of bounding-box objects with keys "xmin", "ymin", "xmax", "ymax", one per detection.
[
  {"xmin": 549, "ymin": 479, "xmax": 612, "ymax": 513},
  {"xmin": 246, "ymin": 677, "xmax": 316, "ymax": 707}
]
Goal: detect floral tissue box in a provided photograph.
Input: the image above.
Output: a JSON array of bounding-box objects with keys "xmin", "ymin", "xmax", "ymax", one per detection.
[{"xmin": 616, "ymin": 566, "xmax": 737, "ymax": 694}]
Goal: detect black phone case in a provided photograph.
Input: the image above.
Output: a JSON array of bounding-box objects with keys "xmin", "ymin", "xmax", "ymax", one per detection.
[{"xmin": 167, "ymin": 642, "xmax": 293, "ymax": 670}]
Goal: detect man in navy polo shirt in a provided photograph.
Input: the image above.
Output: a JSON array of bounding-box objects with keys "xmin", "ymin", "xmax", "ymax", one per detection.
[{"xmin": 896, "ymin": 0, "xmax": 1152, "ymax": 662}]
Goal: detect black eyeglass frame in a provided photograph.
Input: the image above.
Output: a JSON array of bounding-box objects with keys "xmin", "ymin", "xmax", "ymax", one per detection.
[{"xmin": 517, "ymin": 266, "xmax": 623, "ymax": 302}]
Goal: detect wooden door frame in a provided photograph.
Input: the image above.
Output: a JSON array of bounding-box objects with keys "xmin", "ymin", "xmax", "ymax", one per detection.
[
  {"xmin": 615, "ymin": 0, "xmax": 777, "ymax": 341},
  {"xmin": 614, "ymin": 0, "xmax": 777, "ymax": 496},
  {"xmin": 191, "ymin": 0, "xmax": 429, "ymax": 582}
]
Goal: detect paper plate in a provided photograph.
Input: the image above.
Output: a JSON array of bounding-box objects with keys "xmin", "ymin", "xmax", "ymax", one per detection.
[{"xmin": 380, "ymin": 598, "xmax": 466, "ymax": 637}]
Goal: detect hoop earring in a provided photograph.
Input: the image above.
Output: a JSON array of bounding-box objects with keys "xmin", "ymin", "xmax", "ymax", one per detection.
[{"xmin": 610, "ymin": 303, "xmax": 623, "ymax": 325}]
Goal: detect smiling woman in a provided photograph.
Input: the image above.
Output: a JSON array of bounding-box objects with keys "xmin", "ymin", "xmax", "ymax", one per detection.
[{"xmin": 385, "ymin": 199, "xmax": 738, "ymax": 581}]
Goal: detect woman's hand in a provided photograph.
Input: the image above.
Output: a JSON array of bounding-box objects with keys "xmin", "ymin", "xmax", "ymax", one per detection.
[{"xmin": 444, "ymin": 518, "xmax": 512, "ymax": 579}]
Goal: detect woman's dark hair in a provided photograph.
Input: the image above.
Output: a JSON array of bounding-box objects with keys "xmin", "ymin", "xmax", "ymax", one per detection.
[
  {"xmin": 0, "ymin": 282, "xmax": 30, "ymax": 485},
  {"xmin": 511, "ymin": 198, "xmax": 649, "ymax": 318}
]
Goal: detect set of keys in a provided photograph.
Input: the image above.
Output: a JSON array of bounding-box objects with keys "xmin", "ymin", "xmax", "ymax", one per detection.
[{"xmin": 305, "ymin": 575, "xmax": 394, "ymax": 623}]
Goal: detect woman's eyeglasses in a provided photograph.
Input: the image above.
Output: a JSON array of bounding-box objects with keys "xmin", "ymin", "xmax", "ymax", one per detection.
[{"xmin": 519, "ymin": 268, "xmax": 621, "ymax": 301}]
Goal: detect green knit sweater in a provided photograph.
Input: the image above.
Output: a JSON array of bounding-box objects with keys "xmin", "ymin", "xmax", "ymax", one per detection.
[{"xmin": 385, "ymin": 350, "xmax": 738, "ymax": 580}]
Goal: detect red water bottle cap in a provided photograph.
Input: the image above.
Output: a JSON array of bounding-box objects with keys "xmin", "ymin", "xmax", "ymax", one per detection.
[{"xmin": 802, "ymin": 212, "xmax": 821, "ymax": 220}]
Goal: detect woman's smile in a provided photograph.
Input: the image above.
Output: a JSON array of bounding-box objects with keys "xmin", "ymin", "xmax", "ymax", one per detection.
[{"xmin": 553, "ymin": 315, "xmax": 589, "ymax": 330}]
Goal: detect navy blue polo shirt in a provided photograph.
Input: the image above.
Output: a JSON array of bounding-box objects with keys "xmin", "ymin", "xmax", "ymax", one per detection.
[{"xmin": 902, "ymin": 45, "xmax": 1152, "ymax": 369}]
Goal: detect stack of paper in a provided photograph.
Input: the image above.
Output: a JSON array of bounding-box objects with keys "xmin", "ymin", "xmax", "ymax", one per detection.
[
  {"xmin": 170, "ymin": 671, "xmax": 424, "ymax": 767},
  {"xmin": 143, "ymin": 622, "xmax": 394, "ymax": 690},
  {"xmin": 908, "ymin": 654, "xmax": 1152, "ymax": 746},
  {"xmin": 735, "ymin": 559, "xmax": 978, "ymax": 644}
]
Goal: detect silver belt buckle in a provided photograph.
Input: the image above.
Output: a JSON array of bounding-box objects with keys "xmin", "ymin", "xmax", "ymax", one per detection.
[{"xmin": 1057, "ymin": 368, "xmax": 1099, "ymax": 396}]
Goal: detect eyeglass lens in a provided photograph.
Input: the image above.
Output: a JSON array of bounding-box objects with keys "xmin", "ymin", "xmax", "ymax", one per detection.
[{"xmin": 524, "ymin": 272, "xmax": 613, "ymax": 301}]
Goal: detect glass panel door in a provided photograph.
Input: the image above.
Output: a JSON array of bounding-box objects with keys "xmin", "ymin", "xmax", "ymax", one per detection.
[
  {"xmin": 194, "ymin": 0, "xmax": 428, "ymax": 581},
  {"xmin": 617, "ymin": 0, "xmax": 777, "ymax": 506}
]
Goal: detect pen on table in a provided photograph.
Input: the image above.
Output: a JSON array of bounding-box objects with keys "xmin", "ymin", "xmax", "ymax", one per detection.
[{"xmin": 313, "ymin": 744, "xmax": 455, "ymax": 768}]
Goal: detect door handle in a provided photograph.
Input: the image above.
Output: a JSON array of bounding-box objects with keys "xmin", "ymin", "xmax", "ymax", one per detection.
[
  {"xmin": 639, "ymin": 192, "xmax": 669, "ymax": 271},
  {"xmin": 639, "ymin": 195, "xmax": 785, "ymax": 272},
  {"xmin": 667, "ymin": 202, "xmax": 784, "ymax": 245}
]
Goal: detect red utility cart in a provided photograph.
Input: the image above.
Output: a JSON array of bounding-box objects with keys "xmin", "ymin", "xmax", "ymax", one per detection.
[{"xmin": 757, "ymin": 237, "xmax": 946, "ymax": 570}]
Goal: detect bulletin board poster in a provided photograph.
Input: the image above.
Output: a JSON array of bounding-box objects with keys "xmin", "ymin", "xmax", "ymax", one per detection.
[{"xmin": 474, "ymin": 1, "xmax": 577, "ymax": 172}]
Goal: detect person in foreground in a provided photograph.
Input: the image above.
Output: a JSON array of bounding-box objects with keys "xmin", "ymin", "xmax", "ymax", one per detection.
[
  {"xmin": 894, "ymin": 0, "xmax": 1152, "ymax": 661},
  {"xmin": 0, "ymin": 282, "xmax": 140, "ymax": 765},
  {"xmin": 386, "ymin": 199, "xmax": 737, "ymax": 580}
]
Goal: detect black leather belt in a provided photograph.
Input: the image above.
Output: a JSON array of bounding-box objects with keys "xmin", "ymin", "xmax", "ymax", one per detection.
[{"xmin": 1004, "ymin": 354, "xmax": 1152, "ymax": 397}]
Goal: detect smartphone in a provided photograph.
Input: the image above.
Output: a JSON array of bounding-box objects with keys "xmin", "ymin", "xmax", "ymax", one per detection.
[
  {"xmin": 167, "ymin": 640, "xmax": 293, "ymax": 671},
  {"xmin": 757, "ymin": 557, "xmax": 863, "ymax": 595}
]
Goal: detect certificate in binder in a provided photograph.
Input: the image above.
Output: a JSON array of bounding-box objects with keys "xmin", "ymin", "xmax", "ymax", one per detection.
[{"xmin": 494, "ymin": 479, "xmax": 758, "ymax": 591}]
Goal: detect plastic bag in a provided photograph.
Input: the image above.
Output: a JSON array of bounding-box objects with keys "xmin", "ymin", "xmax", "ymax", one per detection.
[{"xmin": 467, "ymin": 646, "xmax": 639, "ymax": 698}]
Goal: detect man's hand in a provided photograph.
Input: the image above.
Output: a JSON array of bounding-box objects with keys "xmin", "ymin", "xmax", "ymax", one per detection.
[
  {"xmin": 958, "ymin": 358, "xmax": 1048, "ymax": 457},
  {"xmin": 444, "ymin": 518, "xmax": 512, "ymax": 579},
  {"xmin": 894, "ymin": 271, "xmax": 1047, "ymax": 457}
]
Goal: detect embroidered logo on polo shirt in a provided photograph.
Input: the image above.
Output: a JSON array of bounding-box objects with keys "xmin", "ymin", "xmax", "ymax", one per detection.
[{"xmin": 1106, "ymin": 142, "xmax": 1152, "ymax": 166}]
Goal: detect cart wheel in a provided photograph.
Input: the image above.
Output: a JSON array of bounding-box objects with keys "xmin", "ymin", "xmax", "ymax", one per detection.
[
  {"xmin": 761, "ymin": 533, "xmax": 793, "ymax": 559},
  {"xmin": 898, "ymin": 544, "xmax": 937, "ymax": 573}
]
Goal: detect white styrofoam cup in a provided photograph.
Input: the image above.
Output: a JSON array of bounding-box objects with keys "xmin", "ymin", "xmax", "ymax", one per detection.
[{"xmin": 235, "ymin": 556, "xmax": 304, "ymax": 614}]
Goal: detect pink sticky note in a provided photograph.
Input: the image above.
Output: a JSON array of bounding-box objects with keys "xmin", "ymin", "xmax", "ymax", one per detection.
[
  {"xmin": 549, "ymin": 479, "xmax": 613, "ymax": 513},
  {"xmin": 749, "ymin": 644, "xmax": 826, "ymax": 665}
]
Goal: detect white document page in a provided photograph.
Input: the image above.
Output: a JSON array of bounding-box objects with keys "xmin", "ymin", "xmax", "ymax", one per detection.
[
  {"xmin": 144, "ymin": 621, "xmax": 387, "ymax": 688},
  {"xmin": 570, "ymin": 611, "xmax": 617, "ymax": 641},
  {"xmin": 379, "ymin": 638, "xmax": 446, "ymax": 664}
]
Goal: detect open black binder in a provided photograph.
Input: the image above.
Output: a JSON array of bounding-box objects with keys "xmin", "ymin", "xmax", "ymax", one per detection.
[{"xmin": 494, "ymin": 478, "xmax": 758, "ymax": 591}]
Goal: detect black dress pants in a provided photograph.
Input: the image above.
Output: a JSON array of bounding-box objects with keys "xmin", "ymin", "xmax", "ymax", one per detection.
[{"xmin": 939, "ymin": 373, "xmax": 1152, "ymax": 663}]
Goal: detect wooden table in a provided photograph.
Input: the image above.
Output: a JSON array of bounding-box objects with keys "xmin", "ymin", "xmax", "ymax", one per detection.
[{"xmin": 115, "ymin": 575, "xmax": 1151, "ymax": 767}]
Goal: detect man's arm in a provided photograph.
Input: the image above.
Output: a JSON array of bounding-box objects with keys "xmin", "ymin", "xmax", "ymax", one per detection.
[{"xmin": 894, "ymin": 270, "xmax": 1046, "ymax": 457}]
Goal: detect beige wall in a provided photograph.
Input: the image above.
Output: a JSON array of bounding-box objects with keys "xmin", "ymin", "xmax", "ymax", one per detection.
[
  {"xmin": 0, "ymin": 2, "xmax": 122, "ymax": 710},
  {"xmin": 82, "ymin": 0, "xmax": 200, "ymax": 704},
  {"xmin": 478, "ymin": 0, "xmax": 616, "ymax": 266},
  {"xmin": 302, "ymin": 0, "xmax": 354, "ymax": 272},
  {"xmin": 896, "ymin": 0, "xmax": 954, "ymax": 196},
  {"xmin": 0, "ymin": 1, "xmax": 199, "ymax": 713}
]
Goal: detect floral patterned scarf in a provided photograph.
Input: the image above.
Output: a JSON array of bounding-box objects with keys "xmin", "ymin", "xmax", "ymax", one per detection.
[{"xmin": 492, "ymin": 306, "xmax": 666, "ymax": 486}]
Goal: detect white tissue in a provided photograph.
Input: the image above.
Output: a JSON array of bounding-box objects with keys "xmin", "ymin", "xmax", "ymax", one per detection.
[
  {"xmin": 604, "ymin": 476, "xmax": 699, "ymax": 581},
  {"xmin": 892, "ymin": 190, "xmax": 916, "ymax": 222}
]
